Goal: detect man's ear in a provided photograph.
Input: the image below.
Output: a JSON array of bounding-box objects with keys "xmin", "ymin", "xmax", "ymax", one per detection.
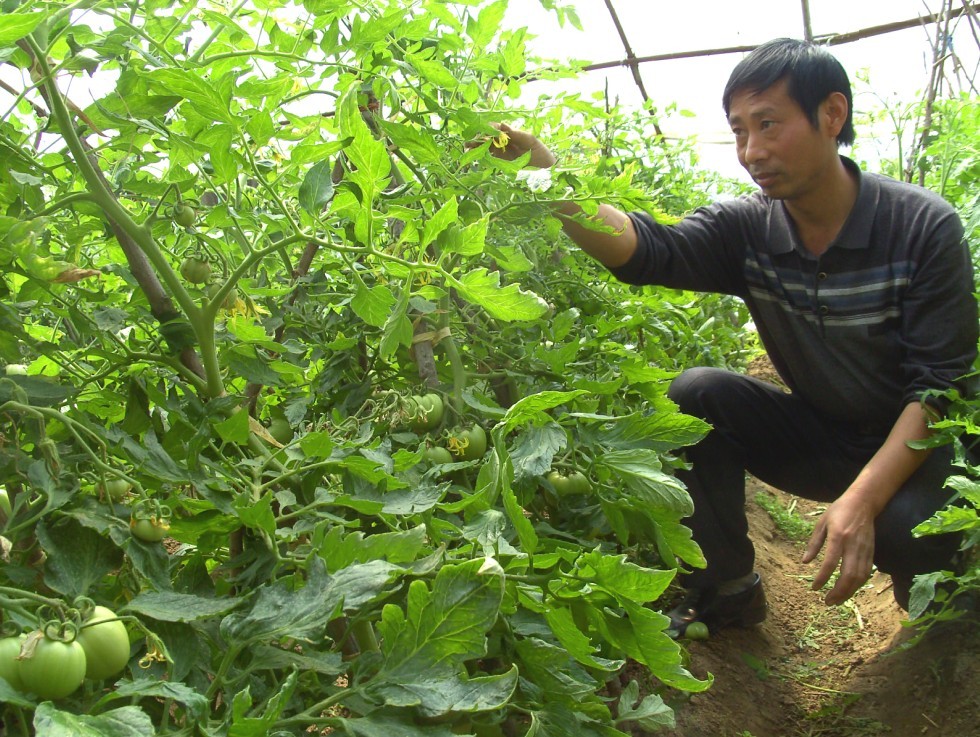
[{"xmin": 821, "ymin": 92, "xmax": 849, "ymax": 139}]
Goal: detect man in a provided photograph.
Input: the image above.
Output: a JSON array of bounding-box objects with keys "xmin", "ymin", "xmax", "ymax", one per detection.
[{"xmin": 490, "ymin": 38, "xmax": 977, "ymax": 636}]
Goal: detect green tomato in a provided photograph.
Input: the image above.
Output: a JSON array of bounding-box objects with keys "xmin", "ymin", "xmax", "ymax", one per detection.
[
  {"xmin": 173, "ymin": 204, "xmax": 197, "ymax": 228},
  {"xmin": 0, "ymin": 488, "xmax": 11, "ymax": 519},
  {"xmin": 424, "ymin": 446, "xmax": 453, "ymax": 464},
  {"xmin": 207, "ymin": 282, "xmax": 238, "ymax": 309},
  {"xmin": 100, "ymin": 479, "xmax": 132, "ymax": 502},
  {"xmin": 684, "ymin": 621, "xmax": 710, "ymax": 641},
  {"xmin": 18, "ymin": 635, "xmax": 87, "ymax": 699},
  {"xmin": 4, "ymin": 364, "xmax": 27, "ymax": 376},
  {"xmin": 0, "ymin": 634, "xmax": 26, "ymax": 691},
  {"xmin": 409, "ymin": 393, "xmax": 444, "ymax": 432},
  {"xmin": 179, "ymin": 256, "xmax": 211, "ymax": 284},
  {"xmin": 268, "ymin": 417, "xmax": 293, "ymax": 444},
  {"xmin": 450, "ymin": 424, "xmax": 487, "ymax": 461},
  {"xmin": 547, "ymin": 470, "xmax": 591, "ymax": 497},
  {"xmin": 130, "ymin": 515, "xmax": 170, "ymax": 543},
  {"xmin": 76, "ymin": 606, "xmax": 130, "ymax": 681}
]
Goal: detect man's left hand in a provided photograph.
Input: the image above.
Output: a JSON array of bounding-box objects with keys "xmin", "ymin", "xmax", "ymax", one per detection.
[{"xmin": 802, "ymin": 494, "xmax": 877, "ymax": 605}]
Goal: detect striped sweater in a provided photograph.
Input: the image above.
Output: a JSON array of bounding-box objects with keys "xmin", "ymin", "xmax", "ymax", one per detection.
[{"xmin": 612, "ymin": 157, "xmax": 978, "ymax": 429}]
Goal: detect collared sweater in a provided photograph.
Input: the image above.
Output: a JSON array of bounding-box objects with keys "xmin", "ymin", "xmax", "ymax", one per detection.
[{"xmin": 611, "ymin": 158, "xmax": 978, "ymax": 430}]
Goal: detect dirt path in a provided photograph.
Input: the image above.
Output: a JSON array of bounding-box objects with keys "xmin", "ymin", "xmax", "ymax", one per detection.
[{"xmin": 662, "ymin": 480, "xmax": 980, "ymax": 737}]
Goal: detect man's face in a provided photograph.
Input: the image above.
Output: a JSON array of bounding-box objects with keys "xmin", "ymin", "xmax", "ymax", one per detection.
[{"xmin": 727, "ymin": 79, "xmax": 836, "ymax": 201}]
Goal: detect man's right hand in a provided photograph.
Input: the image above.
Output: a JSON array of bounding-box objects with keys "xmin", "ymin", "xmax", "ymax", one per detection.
[
  {"xmin": 482, "ymin": 123, "xmax": 638, "ymax": 269},
  {"xmin": 487, "ymin": 123, "xmax": 557, "ymax": 169}
]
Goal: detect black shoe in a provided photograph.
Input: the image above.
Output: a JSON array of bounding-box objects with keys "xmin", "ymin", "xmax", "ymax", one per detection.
[{"xmin": 666, "ymin": 572, "xmax": 767, "ymax": 638}]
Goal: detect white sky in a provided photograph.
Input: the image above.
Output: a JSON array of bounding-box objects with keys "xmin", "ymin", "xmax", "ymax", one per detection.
[{"xmin": 505, "ymin": 0, "xmax": 980, "ymax": 180}]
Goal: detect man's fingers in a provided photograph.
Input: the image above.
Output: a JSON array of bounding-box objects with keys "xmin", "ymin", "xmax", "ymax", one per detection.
[{"xmin": 801, "ymin": 519, "xmax": 826, "ymax": 564}]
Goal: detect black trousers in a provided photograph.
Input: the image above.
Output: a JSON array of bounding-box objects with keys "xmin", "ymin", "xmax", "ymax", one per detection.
[{"xmin": 667, "ymin": 367, "xmax": 963, "ymax": 590}]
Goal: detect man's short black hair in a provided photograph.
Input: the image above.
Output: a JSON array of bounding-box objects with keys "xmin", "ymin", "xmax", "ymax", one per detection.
[{"xmin": 722, "ymin": 38, "xmax": 855, "ymax": 147}]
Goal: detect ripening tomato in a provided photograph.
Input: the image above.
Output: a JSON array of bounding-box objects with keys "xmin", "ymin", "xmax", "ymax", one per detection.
[
  {"xmin": 18, "ymin": 634, "xmax": 87, "ymax": 699},
  {"xmin": 76, "ymin": 606, "xmax": 130, "ymax": 681}
]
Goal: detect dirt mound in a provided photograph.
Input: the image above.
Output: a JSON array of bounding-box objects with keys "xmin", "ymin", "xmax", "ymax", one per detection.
[{"xmin": 664, "ymin": 480, "xmax": 980, "ymax": 737}]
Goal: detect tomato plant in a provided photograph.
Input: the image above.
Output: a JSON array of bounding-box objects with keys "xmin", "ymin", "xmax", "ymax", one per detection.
[{"xmin": 0, "ymin": 0, "xmax": 780, "ymax": 732}]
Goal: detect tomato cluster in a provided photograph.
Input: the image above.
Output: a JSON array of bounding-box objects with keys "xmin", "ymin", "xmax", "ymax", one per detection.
[{"xmin": 0, "ymin": 606, "xmax": 131, "ymax": 700}]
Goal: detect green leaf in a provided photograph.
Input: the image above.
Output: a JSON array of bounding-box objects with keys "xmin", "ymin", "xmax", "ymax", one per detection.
[
  {"xmin": 97, "ymin": 679, "xmax": 209, "ymax": 721},
  {"xmin": 544, "ymin": 607, "xmax": 622, "ymax": 671},
  {"xmin": 0, "ymin": 12, "xmax": 46, "ymax": 47},
  {"xmin": 421, "ymin": 198, "xmax": 458, "ymax": 248},
  {"xmin": 448, "ymin": 268, "xmax": 549, "ymax": 322},
  {"xmin": 616, "ymin": 680, "xmax": 676, "ymax": 730},
  {"xmin": 597, "ymin": 601, "xmax": 712, "ymax": 693},
  {"xmin": 36, "ymin": 517, "xmax": 123, "ymax": 598},
  {"xmin": 503, "ymin": 390, "xmax": 588, "ymax": 431},
  {"xmin": 407, "ymin": 55, "xmax": 458, "ymax": 90},
  {"xmin": 509, "ymin": 423, "xmax": 566, "ymax": 481},
  {"xmin": 221, "ymin": 558, "xmax": 398, "ymax": 643},
  {"xmin": 214, "ymin": 408, "xmax": 250, "ymax": 445},
  {"xmin": 352, "ymin": 282, "xmax": 396, "ymax": 328},
  {"xmin": 572, "ymin": 551, "xmax": 676, "ymax": 605},
  {"xmin": 33, "ymin": 703, "xmax": 155, "ymax": 737},
  {"xmin": 319, "ymin": 524, "xmax": 428, "ymax": 571},
  {"xmin": 145, "ymin": 69, "xmax": 237, "ymax": 125},
  {"xmin": 336, "ymin": 714, "xmax": 460, "ymax": 737},
  {"xmin": 601, "ymin": 449, "xmax": 693, "ymax": 516},
  {"xmin": 469, "ymin": 0, "xmax": 508, "ymax": 48},
  {"xmin": 371, "ymin": 558, "xmax": 504, "ymax": 707},
  {"xmin": 125, "ymin": 591, "xmax": 244, "ymax": 622},
  {"xmin": 299, "ymin": 160, "xmax": 337, "ymax": 215},
  {"xmin": 229, "ymin": 672, "xmax": 298, "ymax": 737},
  {"xmin": 379, "ymin": 284, "xmax": 412, "ymax": 358},
  {"xmin": 374, "ymin": 666, "xmax": 519, "ymax": 717},
  {"xmin": 0, "ymin": 374, "xmax": 75, "ymax": 407}
]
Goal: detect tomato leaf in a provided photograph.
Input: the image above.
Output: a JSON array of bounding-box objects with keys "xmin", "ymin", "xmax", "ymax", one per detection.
[
  {"xmin": 214, "ymin": 409, "xmax": 250, "ymax": 445},
  {"xmin": 33, "ymin": 703, "xmax": 155, "ymax": 737},
  {"xmin": 97, "ymin": 680, "xmax": 209, "ymax": 721},
  {"xmin": 369, "ymin": 559, "xmax": 503, "ymax": 708},
  {"xmin": 0, "ymin": 12, "xmax": 47, "ymax": 47},
  {"xmin": 299, "ymin": 160, "xmax": 337, "ymax": 215},
  {"xmin": 36, "ymin": 517, "xmax": 122, "ymax": 598},
  {"xmin": 125, "ymin": 591, "xmax": 244, "ymax": 623},
  {"xmin": 351, "ymin": 282, "xmax": 396, "ymax": 328},
  {"xmin": 448, "ymin": 268, "xmax": 549, "ymax": 322},
  {"xmin": 144, "ymin": 69, "xmax": 238, "ymax": 126}
]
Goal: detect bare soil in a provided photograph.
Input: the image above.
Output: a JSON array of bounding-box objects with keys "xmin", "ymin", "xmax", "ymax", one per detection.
[{"xmin": 656, "ymin": 357, "xmax": 980, "ymax": 737}]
